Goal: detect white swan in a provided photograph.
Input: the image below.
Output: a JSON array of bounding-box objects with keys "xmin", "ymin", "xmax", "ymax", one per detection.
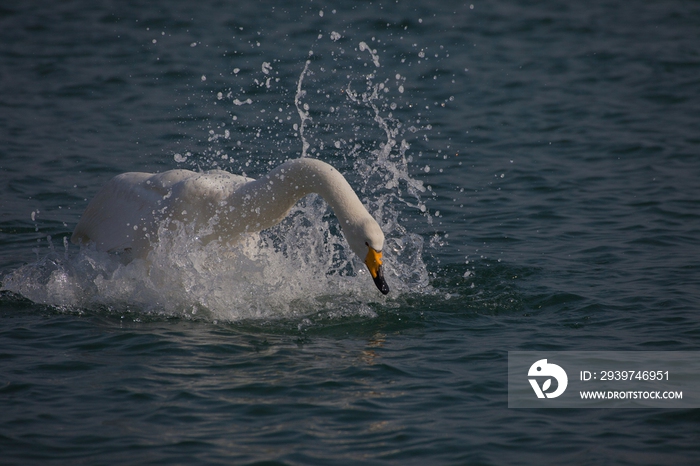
[{"xmin": 71, "ymin": 158, "xmax": 389, "ymax": 294}]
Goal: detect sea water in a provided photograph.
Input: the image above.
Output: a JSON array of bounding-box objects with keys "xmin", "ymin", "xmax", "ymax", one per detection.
[{"xmin": 1, "ymin": 1, "xmax": 700, "ymax": 464}]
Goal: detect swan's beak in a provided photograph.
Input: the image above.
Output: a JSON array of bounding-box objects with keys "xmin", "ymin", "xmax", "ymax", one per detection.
[{"xmin": 365, "ymin": 247, "xmax": 390, "ymax": 295}]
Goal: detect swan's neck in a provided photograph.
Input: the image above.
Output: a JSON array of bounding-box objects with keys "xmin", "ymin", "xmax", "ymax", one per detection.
[{"xmin": 215, "ymin": 159, "xmax": 370, "ymax": 249}]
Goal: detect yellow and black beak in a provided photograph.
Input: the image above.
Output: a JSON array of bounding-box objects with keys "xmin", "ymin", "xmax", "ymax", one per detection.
[{"xmin": 365, "ymin": 246, "xmax": 390, "ymax": 295}]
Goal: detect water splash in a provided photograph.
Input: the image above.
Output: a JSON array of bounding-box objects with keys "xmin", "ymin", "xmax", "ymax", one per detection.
[
  {"xmin": 294, "ymin": 59, "xmax": 312, "ymax": 158},
  {"xmin": 2, "ymin": 39, "xmax": 432, "ymax": 322},
  {"xmin": 3, "ymin": 210, "xmax": 424, "ymax": 321}
]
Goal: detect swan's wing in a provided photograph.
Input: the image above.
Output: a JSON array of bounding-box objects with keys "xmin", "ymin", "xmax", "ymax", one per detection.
[
  {"xmin": 71, "ymin": 170, "xmax": 195, "ymax": 252},
  {"xmin": 72, "ymin": 169, "xmax": 254, "ymax": 253}
]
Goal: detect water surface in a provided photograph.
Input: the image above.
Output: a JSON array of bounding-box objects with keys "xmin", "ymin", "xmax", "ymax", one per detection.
[{"xmin": 2, "ymin": 1, "xmax": 700, "ymax": 464}]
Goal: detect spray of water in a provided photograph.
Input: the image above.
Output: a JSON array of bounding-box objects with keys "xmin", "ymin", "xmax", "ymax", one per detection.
[{"xmin": 2, "ymin": 40, "xmax": 432, "ymax": 322}]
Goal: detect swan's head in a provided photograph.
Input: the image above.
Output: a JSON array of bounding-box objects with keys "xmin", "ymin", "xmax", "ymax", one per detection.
[{"xmin": 344, "ymin": 216, "xmax": 390, "ymax": 295}]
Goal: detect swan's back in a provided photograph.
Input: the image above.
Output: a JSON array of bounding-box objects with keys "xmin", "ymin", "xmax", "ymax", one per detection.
[{"xmin": 71, "ymin": 169, "xmax": 252, "ymax": 254}]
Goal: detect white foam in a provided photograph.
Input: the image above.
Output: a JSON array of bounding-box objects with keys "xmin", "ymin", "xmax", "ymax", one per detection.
[{"xmin": 3, "ymin": 197, "xmax": 427, "ymax": 321}]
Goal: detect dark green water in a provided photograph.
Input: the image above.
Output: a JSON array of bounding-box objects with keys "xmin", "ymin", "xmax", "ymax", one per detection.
[{"xmin": 2, "ymin": 1, "xmax": 700, "ymax": 464}]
